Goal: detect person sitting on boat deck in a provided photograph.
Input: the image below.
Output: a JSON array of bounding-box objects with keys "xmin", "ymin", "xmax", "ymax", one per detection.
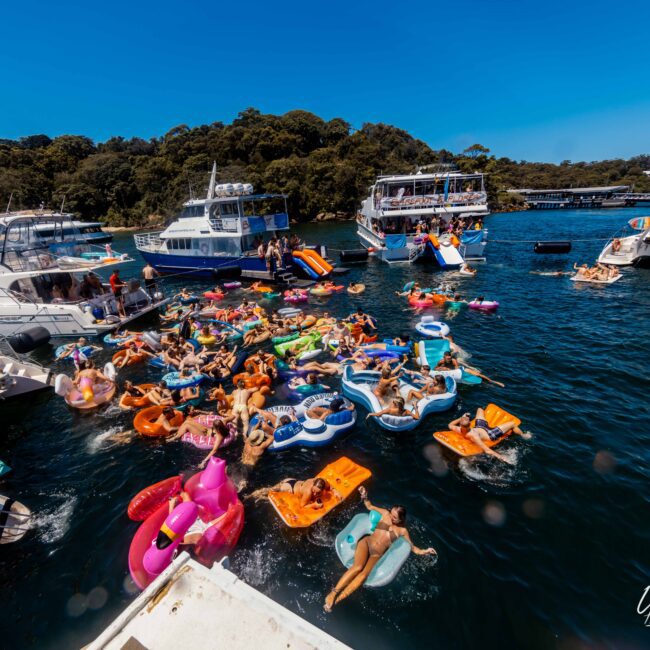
[
  {"xmin": 118, "ymin": 381, "xmax": 149, "ymax": 408},
  {"xmin": 251, "ymin": 476, "xmax": 340, "ymax": 509},
  {"xmin": 324, "ymin": 486, "xmax": 436, "ymax": 612},
  {"xmin": 611, "ymin": 238, "xmax": 622, "ymax": 253},
  {"xmin": 446, "ymin": 408, "xmax": 532, "ymax": 464},
  {"xmin": 306, "ymin": 396, "xmax": 355, "ymax": 421},
  {"xmin": 573, "ymin": 263, "xmax": 594, "ymax": 279},
  {"xmin": 366, "ymin": 396, "xmax": 419, "ymax": 421},
  {"xmin": 405, "ymin": 374, "xmax": 447, "ymax": 403}
]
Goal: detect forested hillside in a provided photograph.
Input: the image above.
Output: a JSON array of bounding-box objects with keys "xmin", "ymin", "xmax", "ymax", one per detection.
[{"xmin": 1, "ymin": 108, "xmax": 649, "ymax": 225}]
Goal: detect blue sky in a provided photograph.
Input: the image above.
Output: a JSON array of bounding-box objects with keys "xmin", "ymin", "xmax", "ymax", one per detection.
[{"xmin": 2, "ymin": 0, "xmax": 649, "ymax": 162}]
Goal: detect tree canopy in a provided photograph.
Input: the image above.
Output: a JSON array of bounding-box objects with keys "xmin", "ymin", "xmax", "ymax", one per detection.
[{"xmin": 1, "ymin": 109, "xmax": 648, "ymax": 225}]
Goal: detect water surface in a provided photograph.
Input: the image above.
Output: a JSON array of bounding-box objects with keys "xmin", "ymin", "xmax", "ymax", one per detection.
[{"xmin": 1, "ymin": 208, "xmax": 649, "ymax": 649}]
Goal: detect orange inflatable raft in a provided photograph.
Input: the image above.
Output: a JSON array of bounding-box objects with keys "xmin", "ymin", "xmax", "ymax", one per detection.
[
  {"xmin": 134, "ymin": 406, "xmax": 184, "ymax": 438},
  {"xmin": 231, "ymin": 372, "xmax": 272, "ymax": 389},
  {"xmin": 112, "ymin": 349, "xmax": 147, "ymax": 367},
  {"xmin": 269, "ymin": 456, "xmax": 371, "ymax": 528},
  {"xmin": 433, "ymin": 403, "xmax": 521, "ymax": 456},
  {"xmin": 119, "ymin": 383, "xmax": 156, "ymax": 409}
]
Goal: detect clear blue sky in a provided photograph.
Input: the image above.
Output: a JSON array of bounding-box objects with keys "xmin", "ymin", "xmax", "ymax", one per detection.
[{"xmin": 2, "ymin": 0, "xmax": 649, "ymax": 162}]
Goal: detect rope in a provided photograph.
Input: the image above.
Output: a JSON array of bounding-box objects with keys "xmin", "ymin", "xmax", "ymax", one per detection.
[{"xmin": 488, "ymin": 237, "xmax": 611, "ymax": 244}]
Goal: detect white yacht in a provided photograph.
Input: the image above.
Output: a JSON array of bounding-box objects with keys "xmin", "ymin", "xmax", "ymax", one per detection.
[
  {"xmin": 135, "ymin": 163, "xmax": 333, "ymax": 281},
  {"xmin": 1, "ymin": 210, "xmax": 112, "ymax": 245},
  {"xmin": 356, "ymin": 171, "xmax": 489, "ymax": 266},
  {"xmin": 0, "ymin": 214, "xmax": 168, "ymax": 338},
  {"xmin": 598, "ymin": 216, "xmax": 650, "ymax": 267}
]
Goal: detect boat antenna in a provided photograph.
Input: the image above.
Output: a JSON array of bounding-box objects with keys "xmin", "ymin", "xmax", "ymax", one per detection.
[
  {"xmin": 59, "ymin": 194, "xmax": 66, "ymax": 214},
  {"xmin": 187, "ymin": 175, "xmax": 194, "ymax": 201},
  {"xmin": 207, "ymin": 161, "xmax": 217, "ymax": 200},
  {"xmin": 5, "ymin": 192, "xmax": 12, "ymax": 214}
]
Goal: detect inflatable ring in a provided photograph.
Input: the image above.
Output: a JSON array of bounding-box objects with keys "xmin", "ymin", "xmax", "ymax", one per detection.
[
  {"xmin": 232, "ymin": 372, "xmax": 272, "ymax": 389},
  {"xmin": 134, "ymin": 406, "xmax": 184, "ymax": 438}
]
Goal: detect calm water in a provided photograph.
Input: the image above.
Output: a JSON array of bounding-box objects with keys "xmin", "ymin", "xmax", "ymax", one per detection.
[{"xmin": 1, "ymin": 209, "xmax": 649, "ymax": 649}]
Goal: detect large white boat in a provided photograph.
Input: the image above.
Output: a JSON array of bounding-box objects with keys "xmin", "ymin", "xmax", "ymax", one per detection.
[
  {"xmin": 134, "ymin": 164, "xmax": 333, "ymax": 281},
  {"xmin": 356, "ymin": 171, "xmax": 489, "ymax": 266},
  {"xmin": 0, "ymin": 213, "xmax": 168, "ymax": 338},
  {"xmin": 1, "ymin": 210, "xmax": 112, "ymax": 245},
  {"xmin": 598, "ymin": 216, "xmax": 650, "ymax": 267}
]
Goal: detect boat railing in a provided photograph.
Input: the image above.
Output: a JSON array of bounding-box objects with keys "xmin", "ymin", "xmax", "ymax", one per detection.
[
  {"xmin": 378, "ymin": 191, "xmax": 487, "ymax": 211},
  {"xmin": 134, "ymin": 232, "xmax": 163, "ymax": 252},
  {"xmin": 209, "ymin": 218, "xmax": 239, "ymax": 233}
]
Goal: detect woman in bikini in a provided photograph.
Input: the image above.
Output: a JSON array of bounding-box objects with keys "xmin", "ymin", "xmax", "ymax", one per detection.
[
  {"xmin": 250, "ymin": 476, "xmax": 340, "ymax": 507},
  {"xmin": 324, "ymin": 486, "xmax": 436, "ymax": 611}
]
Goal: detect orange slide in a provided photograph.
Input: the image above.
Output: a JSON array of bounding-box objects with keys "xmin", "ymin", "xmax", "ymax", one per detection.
[
  {"xmin": 269, "ymin": 456, "xmax": 371, "ymax": 528},
  {"xmin": 292, "ymin": 249, "xmax": 333, "ymax": 276},
  {"xmin": 433, "ymin": 403, "xmax": 521, "ymax": 456}
]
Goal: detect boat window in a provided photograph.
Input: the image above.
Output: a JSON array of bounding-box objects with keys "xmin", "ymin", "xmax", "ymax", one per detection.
[
  {"xmin": 212, "ymin": 237, "xmax": 241, "ymax": 257},
  {"xmin": 219, "ymin": 203, "xmax": 239, "ymax": 216}
]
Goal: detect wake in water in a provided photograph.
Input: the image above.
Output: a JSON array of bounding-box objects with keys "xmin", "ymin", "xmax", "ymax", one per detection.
[
  {"xmin": 86, "ymin": 425, "xmax": 136, "ymax": 454},
  {"xmin": 31, "ymin": 490, "xmax": 78, "ymax": 545},
  {"xmin": 458, "ymin": 448, "xmax": 523, "ymax": 487}
]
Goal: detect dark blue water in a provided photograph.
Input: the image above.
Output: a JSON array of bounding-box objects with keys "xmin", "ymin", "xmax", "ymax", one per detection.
[{"xmin": 2, "ymin": 209, "xmax": 649, "ymax": 649}]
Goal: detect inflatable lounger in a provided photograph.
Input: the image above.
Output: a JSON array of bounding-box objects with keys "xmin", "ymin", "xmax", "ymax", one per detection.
[
  {"xmin": 570, "ymin": 274, "xmax": 621, "ymax": 285},
  {"xmin": 269, "ymin": 456, "xmax": 371, "ymax": 528},
  {"xmin": 336, "ymin": 513, "xmax": 411, "ymax": 587},
  {"xmin": 433, "ymin": 403, "xmax": 521, "ymax": 456}
]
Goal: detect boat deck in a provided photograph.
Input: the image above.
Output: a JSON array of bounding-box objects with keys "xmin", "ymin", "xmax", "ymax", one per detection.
[{"xmin": 87, "ymin": 553, "xmax": 349, "ymax": 650}]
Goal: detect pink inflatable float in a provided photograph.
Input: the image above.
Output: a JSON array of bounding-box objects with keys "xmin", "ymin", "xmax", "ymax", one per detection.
[{"xmin": 128, "ymin": 457, "xmax": 244, "ymax": 589}]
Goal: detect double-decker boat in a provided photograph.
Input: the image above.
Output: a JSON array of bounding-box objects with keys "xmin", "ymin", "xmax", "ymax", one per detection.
[
  {"xmin": 134, "ymin": 164, "xmax": 333, "ymax": 281},
  {"xmin": 356, "ymin": 171, "xmax": 489, "ymax": 266},
  {"xmin": 0, "ymin": 213, "xmax": 168, "ymax": 338},
  {"xmin": 1, "ymin": 210, "xmax": 112, "ymax": 245}
]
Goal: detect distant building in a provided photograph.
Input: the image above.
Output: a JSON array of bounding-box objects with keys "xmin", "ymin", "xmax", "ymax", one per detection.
[
  {"xmin": 507, "ymin": 186, "xmax": 635, "ymax": 210},
  {"xmin": 643, "ymin": 171, "xmax": 650, "ymax": 176}
]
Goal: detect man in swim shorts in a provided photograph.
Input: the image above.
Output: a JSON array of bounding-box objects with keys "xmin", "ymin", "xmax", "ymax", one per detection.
[{"xmin": 447, "ymin": 408, "xmax": 531, "ymax": 463}]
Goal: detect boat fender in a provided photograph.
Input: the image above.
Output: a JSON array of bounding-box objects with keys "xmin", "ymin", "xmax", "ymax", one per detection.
[{"xmin": 8, "ymin": 326, "xmax": 51, "ymax": 353}]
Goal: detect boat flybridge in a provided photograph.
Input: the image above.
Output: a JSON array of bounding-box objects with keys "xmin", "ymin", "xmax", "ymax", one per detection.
[
  {"xmin": 598, "ymin": 216, "xmax": 650, "ymax": 267},
  {"xmin": 356, "ymin": 171, "xmax": 489, "ymax": 266},
  {"xmin": 1, "ymin": 209, "xmax": 112, "ymax": 245},
  {"xmin": 0, "ymin": 214, "xmax": 168, "ymax": 338},
  {"xmin": 134, "ymin": 163, "xmax": 333, "ymax": 281}
]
